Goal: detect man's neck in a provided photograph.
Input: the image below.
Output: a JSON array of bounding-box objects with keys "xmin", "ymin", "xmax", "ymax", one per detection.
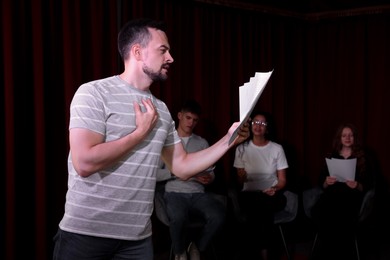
[
  {"xmin": 120, "ymin": 63, "xmax": 153, "ymax": 91},
  {"xmin": 177, "ymin": 128, "xmax": 192, "ymax": 138}
]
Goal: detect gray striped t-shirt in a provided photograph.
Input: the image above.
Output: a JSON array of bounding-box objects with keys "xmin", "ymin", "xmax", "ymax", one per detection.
[{"xmin": 59, "ymin": 75, "xmax": 181, "ymax": 240}]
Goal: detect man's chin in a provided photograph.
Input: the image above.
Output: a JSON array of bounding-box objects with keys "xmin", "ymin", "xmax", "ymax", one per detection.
[
  {"xmin": 152, "ymin": 74, "xmax": 168, "ymax": 82},
  {"xmin": 161, "ymin": 72, "xmax": 169, "ymax": 79},
  {"xmin": 160, "ymin": 75, "xmax": 168, "ymax": 81}
]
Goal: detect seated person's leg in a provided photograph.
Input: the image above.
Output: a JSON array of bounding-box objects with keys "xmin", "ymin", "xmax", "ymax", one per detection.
[
  {"xmin": 191, "ymin": 193, "xmax": 226, "ymax": 252},
  {"xmin": 165, "ymin": 192, "xmax": 191, "ymax": 255}
]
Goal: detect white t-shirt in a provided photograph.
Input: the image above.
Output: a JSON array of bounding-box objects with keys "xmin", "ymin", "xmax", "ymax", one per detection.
[{"xmin": 234, "ymin": 140, "xmax": 288, "ymax": 191}]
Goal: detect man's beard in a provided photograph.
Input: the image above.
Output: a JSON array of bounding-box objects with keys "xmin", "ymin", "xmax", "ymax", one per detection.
[{"xmin": 143, "ymin": 64, "xmax": 168, "ymax": 82}]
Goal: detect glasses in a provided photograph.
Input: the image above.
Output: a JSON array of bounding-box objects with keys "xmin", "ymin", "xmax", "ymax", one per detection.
[{"xmin": 251, "ymin": 120, "xmax": 267, "ymax": 127}]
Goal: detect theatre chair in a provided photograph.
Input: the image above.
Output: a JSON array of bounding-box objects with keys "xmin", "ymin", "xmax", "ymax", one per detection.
[
  {"xmin": 302, "ymin": 186, "xmax": 376, "ymax": 260},
  {"xmin": 227, "ymin": 188, "xmax": 299, "ymax": 260}
]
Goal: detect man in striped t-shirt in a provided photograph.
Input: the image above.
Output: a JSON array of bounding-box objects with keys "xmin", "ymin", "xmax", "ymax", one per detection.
[{"xmin": 53, "ymin": 18, "xmax": 249, "ymax": 260}]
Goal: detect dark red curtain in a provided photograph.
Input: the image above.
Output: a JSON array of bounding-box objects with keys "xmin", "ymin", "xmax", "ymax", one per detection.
[{"xmin": 2, "ymin": 0, "xmax": 390, "ymax": 259}]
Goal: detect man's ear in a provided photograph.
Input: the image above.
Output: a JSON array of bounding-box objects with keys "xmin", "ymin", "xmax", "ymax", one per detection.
[
  {"xmin": 132, "ymin": 44, "xmax": 142, "ymax": 60},
  {"xmin": 177, "ymin": 111, "xmax": 183, "ymax": 120}
]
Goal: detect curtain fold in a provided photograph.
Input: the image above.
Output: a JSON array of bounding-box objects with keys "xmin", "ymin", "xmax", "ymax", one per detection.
[{"xmin": 3, "ymin": 0, "xmax": 16, "ymax": 259}]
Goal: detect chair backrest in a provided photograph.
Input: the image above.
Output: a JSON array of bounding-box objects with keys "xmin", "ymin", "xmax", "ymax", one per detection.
[
  {"xmin": 227, "ymin": 188, "xmax": 246, "ymax": 223},
  {"xmin": 302, "ymin": 186, "xmax": 323, "ymax": 219},
  {"xmin": 274, "ymin": 190, "xmax": 299, "ymax": 224},
  {"xmin": 302, "ymin": 186, "xmax": 376, "ymax": 223},
  {"xmin": 358, "ymin": 188, "xmax": 375, "ymax": 223}
]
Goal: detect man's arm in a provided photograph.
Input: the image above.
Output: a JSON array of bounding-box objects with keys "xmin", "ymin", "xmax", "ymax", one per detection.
[
  {"xmin": 156, "ymin": 160, "xmax": 175, "ymax": 182},
  {"xmin": 70, "ymin": 99, "xmax": 158, "ymax": 177},
  {"xmin": 272, "ymin": 168, "xmax": 287, "ymax": 191},
  {"xmin": 161, "ymin": 121, "xmax": 249, "ymax": 180}
]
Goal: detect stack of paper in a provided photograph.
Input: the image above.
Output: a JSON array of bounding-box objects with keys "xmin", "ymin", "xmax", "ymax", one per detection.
[
  {"xmin": 242, "ymin": 173, "xmax": 278, "ymax": 191},
  {"xmin": 325, "ymin": 158, "xmax": 356, "ymax": 182},
  {"xmin": 229, "ymin": 70, "xmax": 274, "ymax": 144}
]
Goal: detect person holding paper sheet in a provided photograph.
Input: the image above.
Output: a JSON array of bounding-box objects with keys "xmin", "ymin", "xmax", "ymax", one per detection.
[
  {"xmin": 158, "ymin": 99, "xmax": 226, "ymax": 260},
  {"xmin": 52, "ymin": 18, "xmax": 250, "ymax": 260},
  {"xmin": 311, "ymin": 123, "xmax": 374, "ymax": 259},
  {"xmin": 233, "ymin": 111, "xmax": 288, "ymax": 259}
]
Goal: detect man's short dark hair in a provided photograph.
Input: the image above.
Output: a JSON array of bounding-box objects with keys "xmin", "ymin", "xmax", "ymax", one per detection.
[
  {"xmin": 117, "ymin": 18, "xmax": 166, "ymax": 61},
  {"xmin": 180, "ymin": 99, "xmax": 202, "ymax": 115}
]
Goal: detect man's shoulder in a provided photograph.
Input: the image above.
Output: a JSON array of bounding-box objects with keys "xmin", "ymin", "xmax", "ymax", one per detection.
[
  {"xmin": 83, "ymin": 75, "xmax": 118, "ymax": 85},
  {"xmin": 78, "ymin": 76, "xmax": 121, "ymax": 92}
]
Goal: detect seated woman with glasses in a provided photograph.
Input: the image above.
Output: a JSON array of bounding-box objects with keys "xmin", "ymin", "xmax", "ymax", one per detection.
[{"xmin": 233, "ymin": 111, "xmax": 288, "ymax": 260}]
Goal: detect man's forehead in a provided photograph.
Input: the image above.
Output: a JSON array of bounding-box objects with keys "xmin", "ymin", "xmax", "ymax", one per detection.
[
  {"xmin": 182, "ymin": 112, "xmax": 199, "ymax": 118},
  {"xmin": 148, "ymin": 28, "xmax": 170, "ymax": 47}
]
